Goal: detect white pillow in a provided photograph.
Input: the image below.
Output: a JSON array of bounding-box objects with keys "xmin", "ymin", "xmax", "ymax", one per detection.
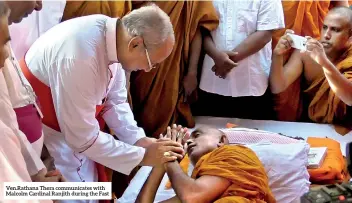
[
  {"xmin": 117, "ymin": 142, "xmax": 310, "ymax": 203},
  {"xmin": 246, "ymin": 142, "xmax": 310, "ymax": 203}
]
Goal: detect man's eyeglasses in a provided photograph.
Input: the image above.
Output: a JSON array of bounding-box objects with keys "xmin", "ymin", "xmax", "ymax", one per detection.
[{"xmin": 143, "ymin": 42, "xmax": 156, "ymax": 71}]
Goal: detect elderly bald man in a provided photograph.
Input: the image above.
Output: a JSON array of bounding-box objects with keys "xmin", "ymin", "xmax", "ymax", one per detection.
[{"xmin": 20, "ymin": 4, "xmax": 180, "ymax": 199}]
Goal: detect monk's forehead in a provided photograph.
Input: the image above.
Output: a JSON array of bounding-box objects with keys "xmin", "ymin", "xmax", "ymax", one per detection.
[
  {"xmin": 192, "ymin": 126, "xmax": 223, "ymax": 137},
  {"xmin": 325, "ymin": 9, "xmax": 352, "ymax": 28}
]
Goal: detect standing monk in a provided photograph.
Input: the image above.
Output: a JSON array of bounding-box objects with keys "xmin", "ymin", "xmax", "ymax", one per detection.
[{"xmin": 130, "ymin": 1, "xmax": 219, "ymax": 138}]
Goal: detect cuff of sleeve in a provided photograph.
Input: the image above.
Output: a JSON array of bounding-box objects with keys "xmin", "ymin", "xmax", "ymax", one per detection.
[
  {"xmin": 82, "ymin": 131, "xmax": 146, "ymax": 175},
  {"xmin": 257, "ymin": 23, "xmax": 284, "ymax": 31},
  {"xmin": 129, "ymin": 128, "xmax": 146, "ymax": 145},
  {"xmin": 27, "ymin": 157, "xmax": 46, "ymax": 176}
]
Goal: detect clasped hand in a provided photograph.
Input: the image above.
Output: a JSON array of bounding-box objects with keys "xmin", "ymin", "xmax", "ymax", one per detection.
[
  {"xmin": 212, "ymin": 51, "xmax": 239, "ymax": 79},
  {"xmin": 158, "ymin": 124, "xmax": 189, "ymax": 161},
  {"xmin": 140, "ymin": 125, "xmax": 188, "ymax": 167}
]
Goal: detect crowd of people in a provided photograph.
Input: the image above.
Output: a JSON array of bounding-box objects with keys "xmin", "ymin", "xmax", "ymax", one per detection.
[{"xmin": 1, "ymin": 0, "xmax": 351, "ymax": 203}]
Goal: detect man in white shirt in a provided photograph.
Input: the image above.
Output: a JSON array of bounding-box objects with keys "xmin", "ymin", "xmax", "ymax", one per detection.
[
  {"xmin": 193, "ymin": 0, "xmax": 285, "ymax": 119},
  {"xmin": 4, "ymin": 0, "xmax": 44, "ymax": 152},
  {"xmin": 1, "ymin": 0, "xmax": 65, "ymax": 184},
  {"xmin": 21, "ymin": 4, "xmax": 180, "ymax": 198},
  {"xmin": 0, "ymin": 3, "xmax": 57, "ymax": 202},
  {"xmin": 6, "ymin": 0, "xmax": 66, "ymax": 173}
]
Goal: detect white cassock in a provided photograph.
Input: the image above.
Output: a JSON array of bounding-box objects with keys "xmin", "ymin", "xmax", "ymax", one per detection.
[
  {"xmin": 9, "ymin": 0, "xmax": 66, "ymax": 60},
  {"xmin": 25, "ymin": 15, "xmax": 146, "ymax": 203}
]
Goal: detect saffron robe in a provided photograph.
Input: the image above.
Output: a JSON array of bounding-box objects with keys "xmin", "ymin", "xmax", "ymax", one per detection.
[{"xmin": 130, "ymin": 1, "xmax": 219, "ymax": 138}]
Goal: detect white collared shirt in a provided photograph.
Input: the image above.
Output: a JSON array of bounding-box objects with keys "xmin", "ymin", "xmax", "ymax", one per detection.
[
  {"xmin": 200, "ymin": 0, "xmax": 285, "ymax": 97},
  {"xmin": 25, "ymin": 14, "xmax": 146, "ymax": 175},
  {"xmin": 0, "ymin": 70, "xmax": 45, "ymax": 176},
  {"xmin": 9, "ymin": 0, "xmax": 66, "ymax": 60}
]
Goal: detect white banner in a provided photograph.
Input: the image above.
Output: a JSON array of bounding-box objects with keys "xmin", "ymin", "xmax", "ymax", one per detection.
[{"xmin": 3, "ymin": 182, "xmax": 112, "ymax": 200}]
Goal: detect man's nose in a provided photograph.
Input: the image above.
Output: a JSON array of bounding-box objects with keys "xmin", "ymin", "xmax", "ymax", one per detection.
[
  {"xmin": 184, "ymin": 139, "xmax": 193, "ymax": 148},
  {"xmin": 3, "ymin": 49, "xmax": 9, "ymax": 60},
  {"xmin": 323, "ymin": 30, "xmax": 331, "ymax": 40}
]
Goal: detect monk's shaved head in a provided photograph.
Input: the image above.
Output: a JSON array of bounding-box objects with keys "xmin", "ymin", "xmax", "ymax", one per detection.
[
  {"xmin": 328, "ymin": 6, "xmax": 352, "ymax": 28},
  {"xmin": 192, "ymin": 126, "xmax": 229, "ymax": 143},
  {"xmin": 320, "ymin": 6, "xmax": 352, "ymax": 60},
  {"xmin": 187, "ymin": 126, "xmax": 229, "ymax": 165}
]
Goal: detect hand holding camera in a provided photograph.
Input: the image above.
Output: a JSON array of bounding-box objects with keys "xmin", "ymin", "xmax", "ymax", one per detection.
[{"xmin": 274, "ymin": 29, "xmax": 308, "ymax": 55}]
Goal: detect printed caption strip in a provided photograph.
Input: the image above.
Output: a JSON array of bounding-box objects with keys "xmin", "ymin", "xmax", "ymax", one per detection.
[{"xmin": 3, "ymin": 182, "xmax": 112, "ymax": 200}]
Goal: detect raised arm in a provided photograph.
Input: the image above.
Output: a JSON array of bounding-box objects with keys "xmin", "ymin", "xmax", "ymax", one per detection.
[
  {"xmin": 269, "ymin": 31, "xmax": 304, "ymax": 94},
  {"xmin": 320, "ymin": 59, "xmax": 352, "ymax": 106},
  {"xmin": 305, "ymin": 38, "xmax": 352, "ymax": 106},
  {"xmin": 136, "ymin": 125, "xmax": 185, "ymax": 203},
  {"xmin": 135, "ymin": 167, "xmax": 168, "ymax": 203}
]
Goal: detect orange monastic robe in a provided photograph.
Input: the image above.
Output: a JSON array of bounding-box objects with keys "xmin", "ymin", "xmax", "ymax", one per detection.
[
  {"xmin": 274, "ymin": 46, "xmax": 352, "ymax": 126},
  {"xmin": 307, "ymin": 137, "xmax": 345, "ymax": 184},
  {"xmin": 192, "ymin": 145, "xmax": 276, "ymax": 203},
  {"xmin": 130, "ymin": 1, "xmax": 219, "ymax": 138},
  {"xmin": 306, "ymin": 47, "xmax": 352, "ymax": 124},
  {"xmin": 62, "ymin": 1, "xmax": 132, "ymax": 21}
]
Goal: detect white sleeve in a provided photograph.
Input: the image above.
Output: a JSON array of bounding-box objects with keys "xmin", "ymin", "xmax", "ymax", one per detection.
[
  {"xmin": 51, "ymin": 59, "xmax": 145, "ymax": 175},
  {"xmin": 17, "ymin": 129, "xmax": 46, "ymax": 176},
  {"xmin": 102, "ymin": 64, "xmax": 146, "ymax": 145},
  {"xmin": 257, "ymin": 0, "xmax": 285, "ymax": 31},
  {"xmin": 0, "ymin": 120, "xmax": 33, "ymax": 183}
]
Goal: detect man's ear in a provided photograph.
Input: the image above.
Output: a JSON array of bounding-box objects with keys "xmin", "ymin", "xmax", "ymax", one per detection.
[
  {"xmin": 217, "ymin": 135, "xmax": 229, "ymax": 147},
  {"xmin": 127, "ymin": 36, "xmax": 144, "ymax": 52}
]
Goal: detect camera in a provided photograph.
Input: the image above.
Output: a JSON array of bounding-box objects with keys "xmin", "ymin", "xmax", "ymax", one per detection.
[{"xmin": 287, "ymin": 33, "xmax": 307, "ymax": 51}]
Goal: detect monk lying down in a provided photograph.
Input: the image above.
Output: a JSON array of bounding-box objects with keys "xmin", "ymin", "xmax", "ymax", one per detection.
[{"xmin": 134, "ymin": 125, "xmax": 275, "ymax": 203}]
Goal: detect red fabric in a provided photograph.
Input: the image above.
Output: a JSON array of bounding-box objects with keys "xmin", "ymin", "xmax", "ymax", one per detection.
[
  {"xmin": 14, "ymin": 104, "xmax": 43, "ymax": 143},
  {"xmin": 19, "ymin": 58, "xmax": 109, "ymax": 186}
]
